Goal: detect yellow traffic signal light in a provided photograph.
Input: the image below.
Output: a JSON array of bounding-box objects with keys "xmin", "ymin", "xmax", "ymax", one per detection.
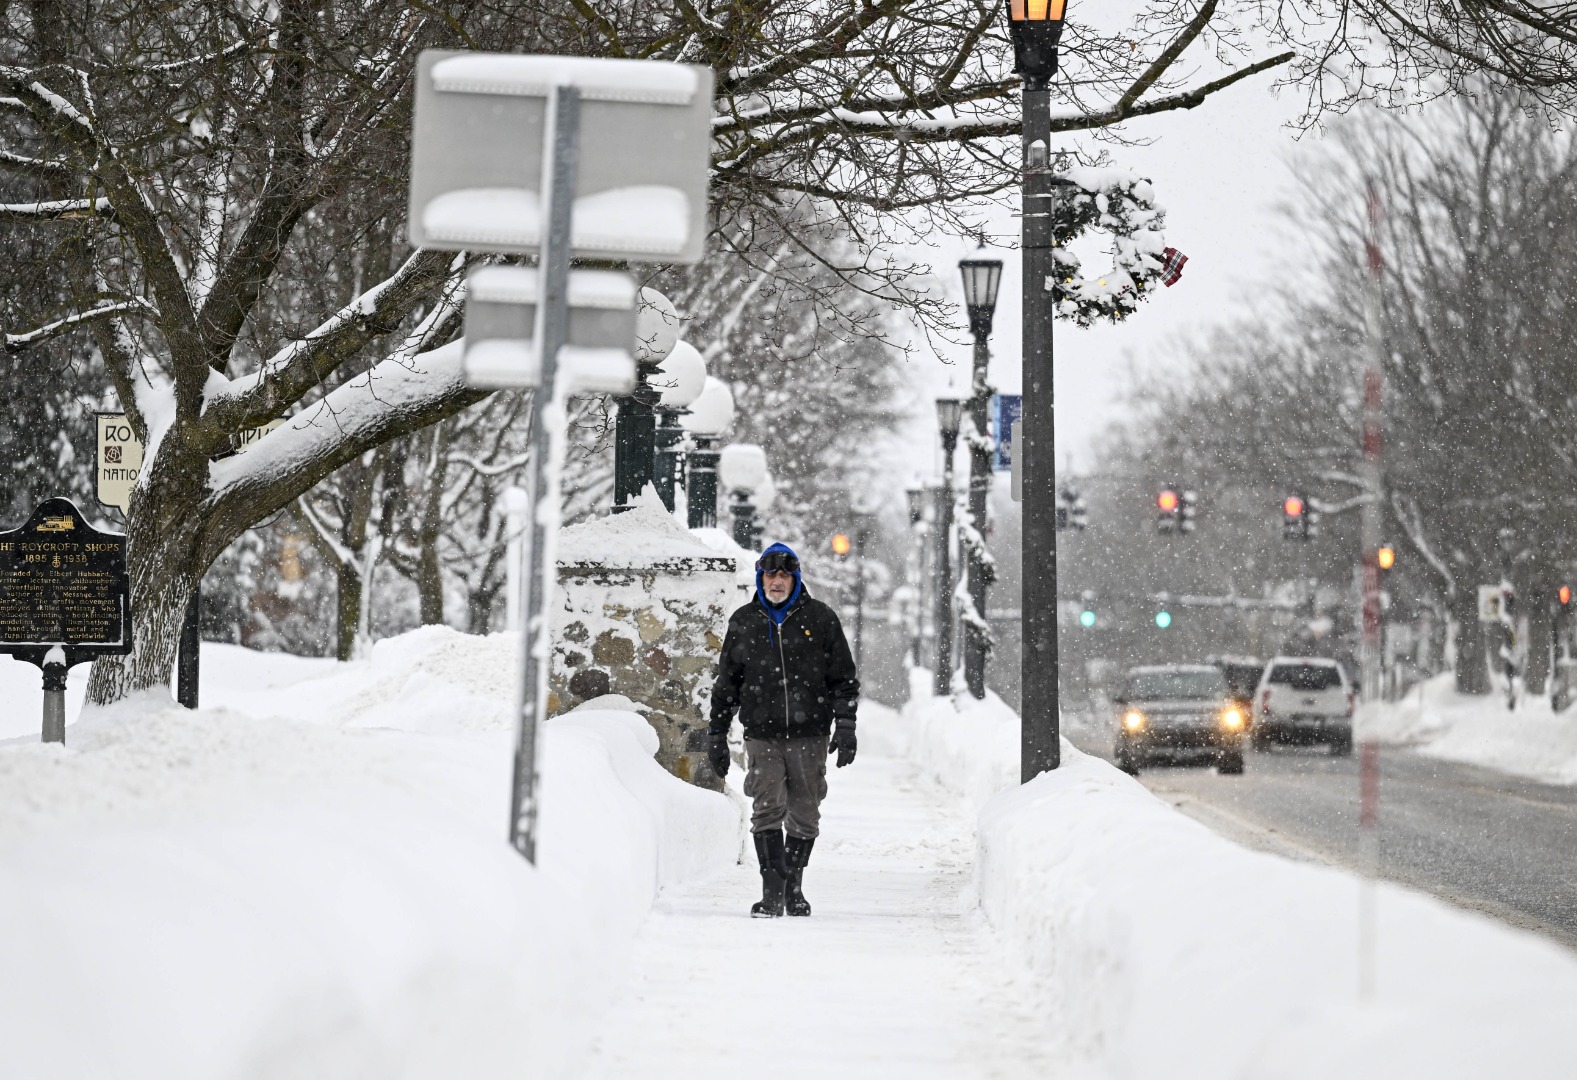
[
  {"xmin": 1377, "ymin": 545, "xmax": 1395, "ymax": 571},
  {"xmin": 830, "ymin": 533, "xmax": 852, "ymax": 556}
]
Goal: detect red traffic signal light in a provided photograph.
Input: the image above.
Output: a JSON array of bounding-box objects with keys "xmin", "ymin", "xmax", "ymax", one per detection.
[
  {"xmin": 1377, "ymin": 546, "xmax": 1395, "ymax": 571},
  {"xmin": 830, "ymin": 533, "xmax": 852, "ymax": 556},
  {"xmin": 1157, "ymin": 489, "xmax": 1179, "ymax": 513},
  {"xmin": 1561, "ymin": 585, "xmax": 1572, "ymax": 606},
  {"xmin": 1283, "ymin": 495, "xmax": 1304, "ymax": 518}
]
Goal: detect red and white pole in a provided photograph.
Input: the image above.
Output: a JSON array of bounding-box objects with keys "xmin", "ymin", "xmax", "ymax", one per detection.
[{"xmin": 1358, "ymin": 179, "xmax": 1385, "ymax": 999}]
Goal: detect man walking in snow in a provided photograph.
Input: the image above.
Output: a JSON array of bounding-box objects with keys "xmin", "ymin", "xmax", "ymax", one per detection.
[{"xmin": 708, "ymin": 542, "xmax": 860, "ymax": 918}]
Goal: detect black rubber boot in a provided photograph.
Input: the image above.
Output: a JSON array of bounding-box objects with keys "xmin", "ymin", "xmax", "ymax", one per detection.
[
  {"xmin": 784, "ymin": 835, "xmax": 815, "ymax": 917},
  {"xmin": 750, "ymin": 830, "xmax": 787, "ymax": 918}
]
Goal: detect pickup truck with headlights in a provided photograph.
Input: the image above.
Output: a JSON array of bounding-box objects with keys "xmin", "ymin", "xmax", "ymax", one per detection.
[{"xmin": 1112, "ymin": 664, "xmax": 1246, "ymax": 776}]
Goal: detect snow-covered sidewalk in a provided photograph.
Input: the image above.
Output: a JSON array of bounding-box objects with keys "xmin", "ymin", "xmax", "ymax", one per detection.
[{"xmin": 584, "ymin": 705, "xmax": 1062, "ymax": 1080}]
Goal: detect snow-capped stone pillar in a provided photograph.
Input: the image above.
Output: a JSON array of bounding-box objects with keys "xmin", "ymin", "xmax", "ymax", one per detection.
[{"xmin": 547, "ymin": 504, "xmax": 747, "ymax": 790}]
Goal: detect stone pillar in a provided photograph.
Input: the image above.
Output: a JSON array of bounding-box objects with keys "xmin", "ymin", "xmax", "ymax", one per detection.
[{"xmin": 549, "ymin": 551, "xmax": 741, "ymax": 790}]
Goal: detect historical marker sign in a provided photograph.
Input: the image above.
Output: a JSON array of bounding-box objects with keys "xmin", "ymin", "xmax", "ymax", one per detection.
[{"xmin": 0, "ymin": 497, "xmax": 132, "ymax": 667}]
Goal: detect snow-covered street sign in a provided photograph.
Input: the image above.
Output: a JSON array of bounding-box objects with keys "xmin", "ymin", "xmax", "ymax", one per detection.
[
  {"xmin": 462, "ymin": 266, "xmax": 637, "ymax": 392},
  {"xmin": 409, "ymin": 50, "xmax": 715, "ymax": 864},
  {"xmin": 1478, "ymin": 584, "xmax": 1509, "ymax": 623},
  {"xmin": 409, "ymin": 53, "xmax": 713, "ymax": 264}
]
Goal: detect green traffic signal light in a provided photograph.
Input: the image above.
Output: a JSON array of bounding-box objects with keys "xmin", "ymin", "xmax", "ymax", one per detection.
[
  {"xmin": 1155, "ymin": 610, "xmax": 1172, "ymax": 629},
  {"xmin": 1079, "ymin": 609, "xmax": 1096, "ymax": 628}
]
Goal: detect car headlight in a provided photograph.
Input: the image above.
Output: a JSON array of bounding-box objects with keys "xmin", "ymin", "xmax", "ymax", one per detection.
[
  {"xmin": 1123, "ymin": 710, "xmax": 1146, "ymax": 732},
  {"xmin": 1220, "ymin": 707, "xmax": 1244, "ymax": 730}
]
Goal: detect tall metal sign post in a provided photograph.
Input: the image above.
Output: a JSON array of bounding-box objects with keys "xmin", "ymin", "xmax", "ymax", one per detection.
[
  {"xmin": 409, "ymin": 51, "xmax": 713, "ymax": 861},
  {"xmin": 1009, "ymin": 0, "xmax": 1069, "ymax": 781}
]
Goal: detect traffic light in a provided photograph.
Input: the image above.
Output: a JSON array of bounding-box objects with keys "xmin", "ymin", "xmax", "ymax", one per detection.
[
  {"xmin": 1056, "ymin": 486, "xmax": 1087, "ymax": 531},
  {"xmin": 1179, "ymin": 489, "xmax": 1198, "ymax": 534},
  {"xmin": 1376, "ymin": 545, "xmax": 1396, "ymax": 571},
  {"xmin": 830, "ymin": 533, "xmax": 851, "ymax": 558},
  {"xmin": 1282, "ymin": 494, "xmax": 1316, "ymax": 541},
  {"xmin": 1079, "ymin": 590, "xmax": 1096, "ymax": 627},
  {"xmin": 1157, "ymin": 486, "xmax": 1180, "ymax": 533},
  {"xmin": 1557, "ymin": 586, "xmax": 1575, "ymax": 658},
  {"xmin": 1154, "ymin": 608, "xmax": 1173, "ymax": 629}
]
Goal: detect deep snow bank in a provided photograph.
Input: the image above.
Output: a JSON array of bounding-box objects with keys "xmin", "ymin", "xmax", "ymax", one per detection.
[
  {"xmin": 1360, "ymin": 672, "xmax": 1577, "ymax": 785},
  {"xmin": 0, "ymin": 627, "xmax": 739, "ymax": 1080},
  {"xmin": 901, "ymin": 682, "xmax": 1577, "ymax": 1079}
]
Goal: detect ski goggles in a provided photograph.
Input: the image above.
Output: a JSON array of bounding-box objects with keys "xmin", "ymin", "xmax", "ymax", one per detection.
[{"xmin": 757, "ymin": 552, "xmax": 800, "ymax": 574}]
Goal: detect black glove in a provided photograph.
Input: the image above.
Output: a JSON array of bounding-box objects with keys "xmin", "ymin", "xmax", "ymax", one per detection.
[
  {"xmin": 829, "ymin": 720, "xmax": 857, "ymax": 768},
  {"xmin": 707, "ymin": 731, "xmax": 731, "ymax": 778}
]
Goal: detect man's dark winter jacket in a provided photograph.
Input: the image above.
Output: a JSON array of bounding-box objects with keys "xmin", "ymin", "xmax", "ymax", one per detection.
[{"xmin": 709, "ymin": 586, "xmax": 860, "ymax": 741}]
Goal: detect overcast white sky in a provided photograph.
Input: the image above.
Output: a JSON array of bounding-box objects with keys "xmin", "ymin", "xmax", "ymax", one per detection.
[{"xmin": 885, "ymin": 63, "xmax": 1319, "ymax": 482}]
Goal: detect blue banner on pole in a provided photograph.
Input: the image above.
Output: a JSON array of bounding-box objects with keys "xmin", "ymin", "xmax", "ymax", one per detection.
[{"xmin": 993, "ymin": 394, "xmax": 1022, "ymax": 471}]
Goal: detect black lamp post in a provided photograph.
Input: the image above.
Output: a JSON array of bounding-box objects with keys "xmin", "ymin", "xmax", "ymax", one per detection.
[
  {"xmin": 682, "ymin": 376, "xmax": 735, "ymax": 529},
  {"xmin": 720, "ymin": 443, "xmax": 768, "ymax": 550},
  {"xmin": 1008, "ymin": 0, "xmax": 1067, "ymax": 778},
  {"xmin": 615, "ymin": 289, "xmax": 681, "ymax": 514},
  {"xmin": 906, "ymin": 484, "xmax": 927, "ymax": 668},
  {"xmin": 960, "ymin": 253, "xmax": 1003, "ymax": 700},
  {"xmin": 934, "ymin": 395, "xmax": 965, "ymax": 697}
]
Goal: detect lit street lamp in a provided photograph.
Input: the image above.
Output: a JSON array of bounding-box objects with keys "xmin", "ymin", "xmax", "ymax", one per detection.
[
  {"xmin": 682, "ymin": 376, "xmax": 735, "ymax": 529},
  {"xmin": 1008, "ymin": 0, "xmax": 1069, "ymax": 778},
  {"xmin": 934, "ymin": 395, "xmax": 965, "ymax": 697},
  {"xmin": 651, "ymin": 339, "xmax": 707, "ymax": 513},
  {"xmin": 960, "ymin": 252, "xmax": 1003, "ymax": 700},
  {"xmin": 720, "ymin": 443, "xmax": 769, "ymax": 549}
]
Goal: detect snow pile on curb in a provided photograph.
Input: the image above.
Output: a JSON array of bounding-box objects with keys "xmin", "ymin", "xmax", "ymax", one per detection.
[
  {"xmin": 901, "ymin": 684, "xmax": 1577, "ymax": 1079},
  {"xmin": 0, "ymin": 627, "xmax": 740, "ymax": 1080},
  {"xmin": 900, "ymin": 668, "xmax": 1018, "ymax": 810},
  {"xmin": 1360, "ymin": 673, "xmax": 1577, "ymax": 785}
]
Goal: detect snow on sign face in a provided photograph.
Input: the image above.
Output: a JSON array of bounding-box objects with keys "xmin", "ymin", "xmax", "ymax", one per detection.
[
  {"xmin": 421, "ymin": 186, "xmax": 689, "ymax": 257},
  {"xmin": 431, "ymin": 54, "xmax": 699, "ymax": 105}
]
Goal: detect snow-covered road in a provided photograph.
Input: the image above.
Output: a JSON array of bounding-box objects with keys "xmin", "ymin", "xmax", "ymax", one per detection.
[{"xmin": 584, "ymin": 727, "xmax": 1066, "ymax": 1080}]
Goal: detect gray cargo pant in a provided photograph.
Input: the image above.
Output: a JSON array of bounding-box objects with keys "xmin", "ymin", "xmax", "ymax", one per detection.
[{"xmin": 743, "ymin": 736, "xmax": 829, "ymax": 838}]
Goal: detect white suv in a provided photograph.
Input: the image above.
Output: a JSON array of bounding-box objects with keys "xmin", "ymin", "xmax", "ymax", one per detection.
[{"xmin": 1251, "ymin": 657, "xmax": 1354, "ymax": 755}]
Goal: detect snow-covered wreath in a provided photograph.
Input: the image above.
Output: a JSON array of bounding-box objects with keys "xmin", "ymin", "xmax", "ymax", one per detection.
[{"xmin": 1050, "ymin": 167, "xmax": 1170, "ymax": 328}]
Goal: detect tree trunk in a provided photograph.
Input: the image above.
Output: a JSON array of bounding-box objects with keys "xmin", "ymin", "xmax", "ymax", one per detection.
[
  {"xmin": 85, "ymin": 455, "xmax": 206, "ymax": 705},
  {"xmin": 336, "ymin": 562, "xmax": 361, "ymax": 662},
  {"xmin": 1526, "ymin": 586, "xmax": 1552, "ymax": 695},
  {"xmin": 1451, "ymin": 585, "xmax": 1491, "ymax": 695},
  {"xmin": 468, "ymin": 586, "xmax": 495, "ymax": 635}
]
